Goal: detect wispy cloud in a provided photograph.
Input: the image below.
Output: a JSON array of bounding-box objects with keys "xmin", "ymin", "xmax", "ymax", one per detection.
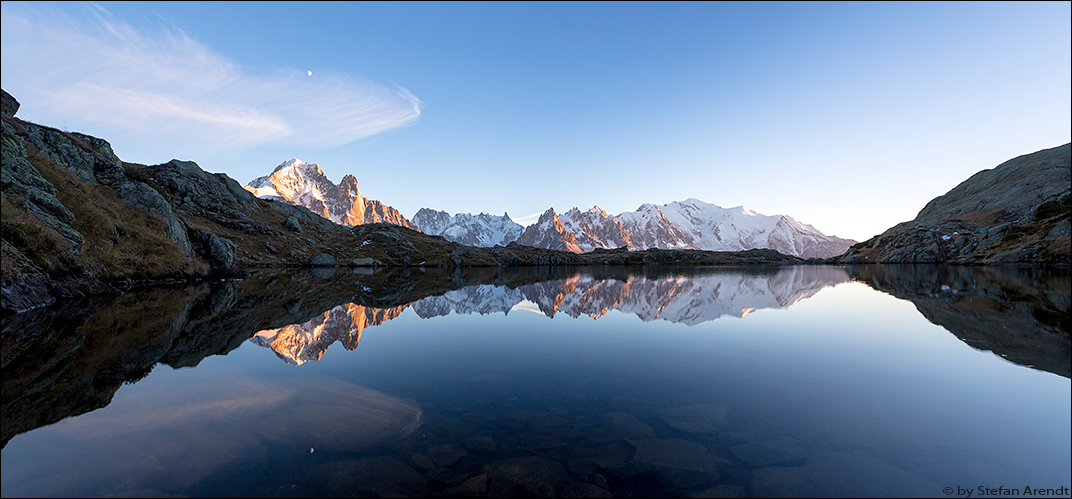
[
  {"xmin": 513, "ymin": 211, "xmax": 546, "ymax": 227},
  {"xmin": 0, "ymin": 3, "xmax": 422, "ymax": 150}
]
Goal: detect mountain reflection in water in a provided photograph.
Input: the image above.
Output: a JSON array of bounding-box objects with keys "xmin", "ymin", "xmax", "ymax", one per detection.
[
  {"xmin": 2, "ymin": 264, "xmax": 1068, "ymax": 498},
  {"xmin": 250, "ymin": 267, "xmax": 851, "ymax": 366}
]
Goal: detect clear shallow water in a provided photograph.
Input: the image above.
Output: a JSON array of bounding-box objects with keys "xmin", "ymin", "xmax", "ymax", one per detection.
[{"xmin": 2, "ymin": 265, "xmax": 1069, "ymax": 498}]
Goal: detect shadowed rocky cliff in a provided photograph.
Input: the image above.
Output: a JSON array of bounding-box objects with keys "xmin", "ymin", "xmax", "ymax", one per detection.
[{"xmin": 835, "ymin": 144, "xmax": 1070, "ymax": 265}]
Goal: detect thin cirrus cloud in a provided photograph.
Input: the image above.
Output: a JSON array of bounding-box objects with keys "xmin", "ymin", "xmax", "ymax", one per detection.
[{"xmin": 0, "ymin": 3, "xmax": 422, "ymax": 151}]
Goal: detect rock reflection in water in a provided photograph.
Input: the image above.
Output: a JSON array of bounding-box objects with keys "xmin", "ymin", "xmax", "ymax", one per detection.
[{"xmin": 851, "ymin": 264, "xmax": 1071, "ymax": 377}]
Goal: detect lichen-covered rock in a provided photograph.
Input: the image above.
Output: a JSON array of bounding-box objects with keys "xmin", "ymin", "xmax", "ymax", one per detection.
[
  {"xmin": 306, "ymin": 253, "xmax": 336, "ymax": 266},
  {"xmin": 18, "ymin": 121, "xmax": 99, "ymax": 183},
  {"xmin": 191, "ymin": 229, "xmax": 237, "ymax": 271},
  {"xmin": 140, "ymin": 159, "xmax": 272, "ymax": 238},
  {"xmin": 284, "ymin": 216, "xmax": 303, "ymax": 233},
  {"xmin": 12, "ymin": 120, "xmax": 195, "ymax": 257},
  {"xmin": 265, "ymin": 198, "xmax": 336, "ymax": 228},
  {"xmin": 1, "ymin": 121, "xmax": 83, "ymax": 252},
  {"xmin": 0, "ymin": 241, "xmax": 53, "ymax": 313}
]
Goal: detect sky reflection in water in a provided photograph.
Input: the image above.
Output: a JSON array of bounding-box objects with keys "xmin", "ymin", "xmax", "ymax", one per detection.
[{"xmin": 1, "ymin": 265, "xmax": 1069, "ymax": 498}]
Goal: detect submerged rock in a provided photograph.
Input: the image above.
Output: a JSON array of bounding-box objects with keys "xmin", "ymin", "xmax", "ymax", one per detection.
[
  {"xmin": 439, "ymin": 474, "xmax": 488, "ymax": 498},
  {"xmin": 482, "ymin": 456, "xmax": 570, "ymax": 498},
  {"xmin": 602, "ymin": 411, "xmax": 656, "ymax": 439},
  {"xmin": 751, "ymin": 451, "xmax": 938, "ymax": 497},
  {"xmin": 730, "ymin": 439, "xmax": 809, "ymax": 467},
  {"xmin": 628, "ymin": 438, "xmax": 727, "ymax": 488},
  {"xmin": 426, "ymin": 443, "xmax": 467, "ymax": 467},
  {"xmin": 691, "ymin": 484, "xmax": 746, "ymax": 498},
  {"xmin": 656, "ymin": 403, "xmax": 729, "ymax": 435},
  {"xmin": 465, "ymin": 435, "xmax": 498, "ymax": 454},
  {"xmin": 558, "ymin": 482, "xmax": 615, "ymax": 498},
  {"xmin": 312, "ymin": 456, "xmax": 426, "ymax": 498}
]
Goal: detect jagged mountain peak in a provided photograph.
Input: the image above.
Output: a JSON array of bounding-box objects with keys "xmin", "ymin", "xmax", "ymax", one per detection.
[
  {"xmin": 273, "ymin": 158, "xmax": 325, "ymax": 177},
  {"xmin": 538, "ymin": 207, "xmax": 561, "ymax": 222},
  {"xmin": 411, "ymin": 209, "xmax": 523, "ymax": 247},
  {"xmin": 245, "ymin": 159, "xmax": 417, "ymax": 230}
]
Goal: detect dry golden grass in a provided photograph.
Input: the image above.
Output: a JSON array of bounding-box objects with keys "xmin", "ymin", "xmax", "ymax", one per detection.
[
  {"xmin": 0, "ymin": 191, "xmax": 77, "ymax": 274},
  {"xmin": 4, "ymin": 122, "xmax": 208, "ymax": 280}
]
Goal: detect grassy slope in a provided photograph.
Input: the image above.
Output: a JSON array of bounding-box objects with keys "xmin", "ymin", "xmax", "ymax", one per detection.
[{"xmin": 2, "ymin": 115, "xmax": 206, "ymax": 282}]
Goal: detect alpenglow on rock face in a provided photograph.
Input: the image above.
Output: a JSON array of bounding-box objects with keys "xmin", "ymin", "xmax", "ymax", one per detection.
[
  {"xmin": 251, "ymin": 303, "xmax": 408, "ymax": 365},
  {"xmin": 412, "ymin": 209, "xmax": 523, "ymax": 247},
  {"xmin": 245, "ymin": 159, "xmax": 418, "ymax": 230},
  {"xmin": 515, "ymin": 199, "xmax": 855, "ymax": 259}
]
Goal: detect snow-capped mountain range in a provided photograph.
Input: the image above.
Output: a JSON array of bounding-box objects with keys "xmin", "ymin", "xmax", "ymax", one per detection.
[
  {"xmin": 244, "ymin": 159, "xmax": 851, "ymax": 258},
  {"xmin": 245, "ymin": 159, "xmax": 417, "ymax": 229},
  {"xmin": 513, "ymin": 199, "xmax": 855, "ymax": 258},
  {"xmin": 411, "ymin": 209, "xmax": 523, "ymax": 247},
  {"xmin": 249, "ymin": 267, "xmax": 849, "ymax": 365}
]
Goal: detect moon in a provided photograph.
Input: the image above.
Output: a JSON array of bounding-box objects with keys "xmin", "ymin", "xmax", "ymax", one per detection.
[{"xmin": 308, "ymin": 70, "xmax": 312, "ymax": 77}]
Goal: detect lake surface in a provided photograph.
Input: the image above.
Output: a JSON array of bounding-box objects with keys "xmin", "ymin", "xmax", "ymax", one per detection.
[{"xmin": 2, "ymin": 265, "xmax": 1069, "ymax": 498}]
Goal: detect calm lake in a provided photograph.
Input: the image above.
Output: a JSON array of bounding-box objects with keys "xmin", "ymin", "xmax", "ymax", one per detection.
[{"xmin": 2, "ymin": 265, "xmax": 1069, "ymax": 498}]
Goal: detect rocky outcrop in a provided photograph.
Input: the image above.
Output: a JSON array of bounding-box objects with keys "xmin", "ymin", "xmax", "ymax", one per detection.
[
  {"xmin": 364, "ymin": 199, "xmax": 419, "ymax": 230},
  {"xmin": 835, "ymin": 144, "xmax": 1071, "ymax": 264},
  {"xmin": 190, "ymin": 229, "xmax": 238, "ymax": 271},
  {"xmin": 1, "ymin": 89, "xmax": 18, "ymax": 117},
  {"xmin": 10, "ymin": 120, "xmax": 195, "ymax": 258},
  {"xmin": 2, "ymin": 121, "xmax": 84, "ymax": 253},
  {"xmin": 1, "ymin": 89, "xmax": 268, "ymax": 313}
]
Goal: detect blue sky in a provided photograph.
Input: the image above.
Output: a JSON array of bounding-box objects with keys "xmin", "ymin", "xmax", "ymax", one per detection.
[{"xmin": 2, "ymin": 2, "xmax": 1069, "ymax": 241}]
